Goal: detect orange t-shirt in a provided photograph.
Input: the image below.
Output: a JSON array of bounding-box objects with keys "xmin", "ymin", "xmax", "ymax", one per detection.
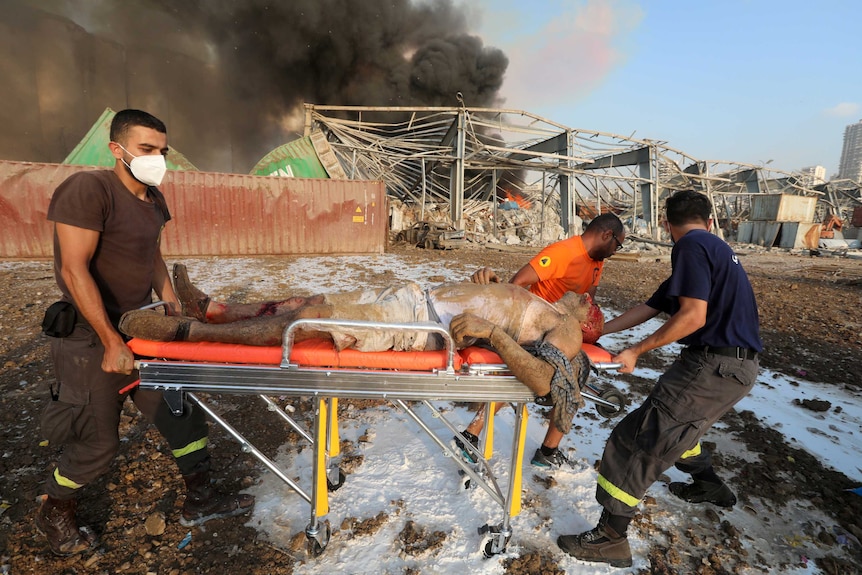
[{"xmin": 526, "ymin": 235, "xmax": 603, "ymax": 303}]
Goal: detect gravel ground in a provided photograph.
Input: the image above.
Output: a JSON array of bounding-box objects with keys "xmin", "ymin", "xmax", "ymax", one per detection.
[{"xmin": 1, "ymin": 242, "xmax": 861, "ymax": 574}]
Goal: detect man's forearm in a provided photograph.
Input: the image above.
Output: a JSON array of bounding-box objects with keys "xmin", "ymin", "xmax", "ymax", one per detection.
[
  {"xmin": 63, "ymin": 268, "xmax": 124, "ymax": 347},
  {"xmin": 627, "ymin": 301, "xmax": 706, "ymax": 356},
  {"xmin": 487, "ymin": 327, "xmax": 554, "ymax": 396},
  {"xmin": 604, "ymin": 303, "xmax": 659, "ymax": 335}
]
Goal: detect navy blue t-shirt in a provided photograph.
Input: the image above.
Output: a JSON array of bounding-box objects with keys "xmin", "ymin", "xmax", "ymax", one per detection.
[{"xmin": 645, "ymin": 229, "xmax": 762, "ymax": 351}]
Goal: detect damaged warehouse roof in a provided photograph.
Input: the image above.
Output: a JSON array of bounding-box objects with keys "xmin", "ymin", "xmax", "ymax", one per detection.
[{"xmin": 299, "ymin": 103, "xmax": 861, "ymax": 243}]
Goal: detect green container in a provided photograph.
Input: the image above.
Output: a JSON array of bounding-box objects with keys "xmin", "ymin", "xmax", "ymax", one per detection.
[
  {"xmin": 249, "ymin": 136, "xmax": 329, "ymax": 179},
  {"xmin": 63, "ymin": 107, "xmax": 198, "ymax": 171}
]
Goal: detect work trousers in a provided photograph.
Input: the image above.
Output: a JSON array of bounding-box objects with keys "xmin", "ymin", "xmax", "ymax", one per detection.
[
  {"xmin": 596, "ymin": 347, "xmax": 758, "ymax": 517},
  {"xmin": 41, "ymin": 322, "xmax": 209, "ymax": 499}
]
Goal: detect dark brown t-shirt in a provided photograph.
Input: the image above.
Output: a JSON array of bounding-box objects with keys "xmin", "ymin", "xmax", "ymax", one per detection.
[{"xmin": 47, "ymin": 170, "xmax": 171, "ymax": 326}]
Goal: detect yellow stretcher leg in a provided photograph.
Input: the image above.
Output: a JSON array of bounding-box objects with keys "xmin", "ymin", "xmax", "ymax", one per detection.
[
  {"xmin": 483, "ymin": 401, "xmax": 495, "ymax": 459},
  {"xmin": 509, "ymin": 403, "xmax": 528, "ymax": 517},
  {"xmin": 327, "ymin": 398, "xmax": 340, "ymax": 457},
  {"xmin": 314, "ymin": 399, "xmax": 329, "ymax": 516}
]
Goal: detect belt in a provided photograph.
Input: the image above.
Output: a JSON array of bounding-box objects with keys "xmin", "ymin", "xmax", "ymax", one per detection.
[{"xmin": 687, "ymin": 345, "xmax": 758, "ymax": 360}]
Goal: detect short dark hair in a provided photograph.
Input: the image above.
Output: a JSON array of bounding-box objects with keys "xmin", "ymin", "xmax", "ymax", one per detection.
[
  {"xmin": 110, "ymin": 109, "xmax": 166, "ymax": 143},
  {"xmin": 584, "ymin": 212, "xmax": 624, "ymax": 235},
  {"xmin": 665, "ymin": 190, "xmax": 711, "ymax": 226}
]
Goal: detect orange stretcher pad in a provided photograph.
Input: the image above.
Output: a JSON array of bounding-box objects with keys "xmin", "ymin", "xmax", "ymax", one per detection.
[{"xmin": 127, "ymin": 338, "xmax": 613, "ymax": 370}]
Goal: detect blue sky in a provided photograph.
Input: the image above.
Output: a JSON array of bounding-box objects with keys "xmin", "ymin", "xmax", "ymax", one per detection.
[{"xmin": 471, "ymin": 0, "xmax": 861, "ymax": 177}]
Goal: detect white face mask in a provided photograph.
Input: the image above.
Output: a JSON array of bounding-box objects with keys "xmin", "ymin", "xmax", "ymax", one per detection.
[{"xmin": 116, "ymin": 143, "xmax": 167, "ymax": 187}]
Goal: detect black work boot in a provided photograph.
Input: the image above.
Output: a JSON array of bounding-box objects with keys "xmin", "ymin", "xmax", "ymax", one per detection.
[
  {"xmin": 181, "ymin": 471, "xmax": 255, "ymax": 527},
  {"xmin": 557, "ymin": 512, "xmax": 632, "ymax": 568},
  {"xmin": 669, "ymin": 479, "xmax": 736, "ymax": 508},
  {"xmin": 35, "ymin": 496, "xmax": 98, "ymax": 556}
]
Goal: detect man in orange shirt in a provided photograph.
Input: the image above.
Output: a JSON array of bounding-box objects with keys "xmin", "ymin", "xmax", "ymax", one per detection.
[{"xmin": 457, "ymin": 212, "xmax": 625, "ymax": 468}]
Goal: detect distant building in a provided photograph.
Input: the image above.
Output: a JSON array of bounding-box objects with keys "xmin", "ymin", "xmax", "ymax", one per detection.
[
  {"xmin": 797, "ymin": 165, "xmax": 826, "ymax": 187},
  {"xmin": 838, "ymin": 120, "xmax": 862, "ymax": 182}
]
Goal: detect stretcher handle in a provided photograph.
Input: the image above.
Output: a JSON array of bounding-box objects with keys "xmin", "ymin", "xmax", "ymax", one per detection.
[
  {"xmin": 282, "ymin": 318, "xmax": 457, "ymax": 372},
  {"xmin": 117, "ymin": 302, "xmax": 169, "ymax": 395},
  {"xmin": 593, "ymin": 362, "xmax": 624, "ymax": 371},
  {"xmin": 140, "ymin": 300, "xmax": 171, "ymax": 312}
]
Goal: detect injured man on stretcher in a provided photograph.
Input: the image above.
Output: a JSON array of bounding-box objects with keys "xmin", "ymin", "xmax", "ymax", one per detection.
[{"xmin": 118, "ymin": 264, "xmax": 598, "ymax": 433}]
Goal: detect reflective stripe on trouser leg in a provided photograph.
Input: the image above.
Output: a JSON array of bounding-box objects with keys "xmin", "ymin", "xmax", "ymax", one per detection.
[
  {"xmin": 680, "ymin": 442, "xmax": 702, "ymax": 459},
  {"xmin": 136, "ymin": 388, "xmax": 210, "ymax": 475},
  {"xmin": 52, "ymin": 467, "xmax": 84, "ymax": 490},
  {"xmin": 674, "ymin": 442, "xmax": 713, "ymax": 475},
  {"xmin": 173, "ymin": 437, "xmax": 209, "ymax": 459},
  {"xmin": 596, "ymin": 472, "xmax": 640, "ymax": 508}
]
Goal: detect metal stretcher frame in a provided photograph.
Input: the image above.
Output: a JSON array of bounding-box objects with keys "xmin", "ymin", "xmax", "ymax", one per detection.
[{"xmin": 134, "ymin": 317, "xmax": 623, "ymax": 557}]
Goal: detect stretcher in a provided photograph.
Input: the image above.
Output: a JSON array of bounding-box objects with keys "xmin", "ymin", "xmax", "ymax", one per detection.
[{"xmin": 129, "ymin": 316, "xmax": 625, "ymax": 558}]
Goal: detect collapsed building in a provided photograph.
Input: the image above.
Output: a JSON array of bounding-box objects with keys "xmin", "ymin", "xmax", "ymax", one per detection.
[{"xmin": 298, "ymin": 103, "xmax": 862, "ymax": 250}]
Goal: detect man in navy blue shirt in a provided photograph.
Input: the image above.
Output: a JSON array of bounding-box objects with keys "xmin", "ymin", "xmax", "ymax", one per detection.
[{"xmin": 558, "ymin": 190, "xmax": 762, "ymax": 568}]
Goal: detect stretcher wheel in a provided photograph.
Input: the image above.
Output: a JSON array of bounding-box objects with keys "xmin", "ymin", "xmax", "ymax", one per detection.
[
  {"xmin": 306, "ymin": 521, "xmax": 331, "ymax": 557},
  {"xmin": 595, "ymin": 389, "xmax": 627, "ymax": 418},
  {"xmin": 483, "ymin": 538, "xmax": 506, "ymax": 557},
  {"xmin": 478, "ymin": 523, "xmax": 511, "ymax": 557},
  {"xmin": 327, "ymin": 469, "xmax": 346, "ymax": 492}
]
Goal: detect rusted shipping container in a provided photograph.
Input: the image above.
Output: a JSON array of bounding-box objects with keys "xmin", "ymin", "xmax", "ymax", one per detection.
[{"xmin": 0, "ymin": 160, "xmax": 387, "ymax": 258}]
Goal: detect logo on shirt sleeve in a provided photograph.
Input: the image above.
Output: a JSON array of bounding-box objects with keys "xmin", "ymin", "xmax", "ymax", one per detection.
[{"xmin": 539, "ymin": 256, "xmax": 552, "ymax": 268}]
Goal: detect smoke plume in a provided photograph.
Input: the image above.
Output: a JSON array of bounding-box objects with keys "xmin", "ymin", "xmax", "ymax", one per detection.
[{"xmin": 1, "ymin": 0, "xmax": 508, "ymax": 172}]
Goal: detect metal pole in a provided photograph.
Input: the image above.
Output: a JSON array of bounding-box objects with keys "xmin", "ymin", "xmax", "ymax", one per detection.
[
  {"xmin": 492, "ymin": 170, "xmax": 499, "ymax": 240},
  {"xmin": 421, "ymin": 160, "xmax": 427, "ymax": 221},
  {"xmin": 450, "ymin": 109, "xmax": 466, "ymax": 229},
  {"xmin": 541, "ymin": 172, "xmax": 546, "ymax": 242},
  {"xmin": 303, "ymin": 103, "xmax": 313, "ymax": 137}
]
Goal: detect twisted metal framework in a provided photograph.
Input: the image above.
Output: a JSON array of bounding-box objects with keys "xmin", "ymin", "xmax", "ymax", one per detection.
[{"xmin": 303, "ymin": 103, "xmax": 837, "ymax": 240}]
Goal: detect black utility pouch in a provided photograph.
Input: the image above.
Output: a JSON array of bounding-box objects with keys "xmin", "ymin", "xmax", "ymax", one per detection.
[{"xmin": 42, "ymin": 301, "xmax": 77, "ymax": 338}]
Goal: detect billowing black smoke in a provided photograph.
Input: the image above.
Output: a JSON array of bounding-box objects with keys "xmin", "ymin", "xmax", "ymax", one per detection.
[
  {"xmin": 2, "ymin": 0, "xmax": 508, "ymax": 173},
  {"xmin": 191, "ymin": 1, "xmax": 506, "ymax": 107}
]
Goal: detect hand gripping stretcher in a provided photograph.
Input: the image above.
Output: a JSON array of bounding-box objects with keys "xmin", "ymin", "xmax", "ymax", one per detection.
[{"xmin": 128, "ymin": 317, "xmax": 626, "ymax": 558}]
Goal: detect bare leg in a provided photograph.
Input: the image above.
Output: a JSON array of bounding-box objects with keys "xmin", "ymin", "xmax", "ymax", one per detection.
[
  {"xmin": 541, "ymin": 414, "xmax": 564, "ymax": 449},
  {"xmin": 463, "ymin": 404, "xmax": 563, "ymax": 448},
  {"xmin": 187, "ymin": 304, "xmax": 334, "ymax": 345},
  {"xmin": 119, "ymin": 304, "xmax": 336, "ymax": 346},
  {"xmin": 464, "ymin": 402, "xmax": 507, "ymax": 437},
  {"xmin": 207, "ymin": 296, "xmax": 325, "ymax": 324}
]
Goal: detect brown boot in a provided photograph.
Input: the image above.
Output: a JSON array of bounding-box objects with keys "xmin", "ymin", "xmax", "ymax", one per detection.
[
  {"xmin": 173, "ymin": 264, "xmax": 210, "ymax": 322},
  {"xmin": 557, "ymin": 522, "xmax": 632, "ymax": 568},
  {"xmin": 118, "ymin": 309, "xmax": 195, "ymax": 341},
  {"xmin": 181, "ymin": 471, "xmax": 255, "ymax": 527},
  {"xmin": 35, "ymin": 496, "xmax": 98, "ymax": 556}
]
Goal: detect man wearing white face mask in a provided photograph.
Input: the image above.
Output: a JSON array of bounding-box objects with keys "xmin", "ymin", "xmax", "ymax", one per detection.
[
  {"xmin": 114, "ymin": 141, "xmax": 168, "ymax": 187},
  {"xmin": 37, "ymin": 109, "xmax": 254, "ymax": 556}
]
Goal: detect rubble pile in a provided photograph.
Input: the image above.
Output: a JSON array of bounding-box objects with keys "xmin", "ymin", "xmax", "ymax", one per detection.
[
  {"xmin": 389, "ymin": 199, "xmax": 574, "ymax": 247},
  {"xmin": 389, "ymin": 198, "xmax": 862, "ymax": 262}
]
